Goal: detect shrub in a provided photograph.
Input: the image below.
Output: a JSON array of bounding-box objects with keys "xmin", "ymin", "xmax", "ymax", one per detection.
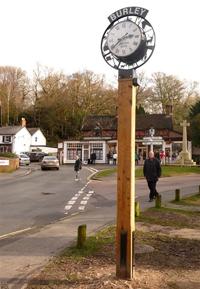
[{"xmin": 0, "ymin": 152, "xmax": 18, "ymax": 158}]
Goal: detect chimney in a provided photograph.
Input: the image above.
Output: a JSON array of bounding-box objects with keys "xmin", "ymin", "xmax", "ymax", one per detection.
[{"xmin": 21, "ymin": 117, "xmax": 26, "ymax": 127}]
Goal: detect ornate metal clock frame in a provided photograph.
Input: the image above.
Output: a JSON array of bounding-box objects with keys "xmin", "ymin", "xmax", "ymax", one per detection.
[{"xmin": 101, "ymin": 6, "xmax": 156, "ymax": 71}]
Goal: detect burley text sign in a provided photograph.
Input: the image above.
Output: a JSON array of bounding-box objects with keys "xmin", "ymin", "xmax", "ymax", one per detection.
[{"xmin": 108, "ymin": 7, "xmax": 148, "ymax": 23}]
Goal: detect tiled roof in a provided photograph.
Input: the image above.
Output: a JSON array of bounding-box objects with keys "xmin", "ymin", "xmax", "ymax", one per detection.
[
  {"xmin": 27, "ymin": 128, "xmax": 39, "ymax": 135},
  {"xmin": 82, "ymin": 115, "xmax": 117, "ymax": 131},
  {"xmin": 136, "ymin": 114, "xmax": 173, "ymax": 130},
  {"xmin": 82, "ymin": 114, "xmax": 173, "ymax": 131},
  {"xmin": 0, "ymin": 126, "xmax": 23, "ymax": 135}
]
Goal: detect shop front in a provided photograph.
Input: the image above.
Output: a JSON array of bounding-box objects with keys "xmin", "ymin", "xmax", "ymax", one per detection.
[{"xmin": 61, "ymin": 141, "xmax": 107, "ymax": 164}]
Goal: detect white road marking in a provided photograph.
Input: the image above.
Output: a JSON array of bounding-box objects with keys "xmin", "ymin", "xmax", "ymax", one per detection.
[
  {"xmin": 80, "ymin": 200, "xmax": 88, "ymax": 205},
  {"xmin": 65, "ymin": 205, "xmax": 72, "ymax": 210},
  {"xmin": 0, "ymin": 227, "xmax": 32, "ymax": 240},
  {"xmin": 84, "ymin": 166, "xmax": 99, "ymax": 181},
  {"xmin": 88, "ymin": 167, "xmax": 99, "ymax": 172},
  {"xmin": 68, "ymin": 200, "xmax": 76, "ymax": 205},
  {"xmin": 64, "ymin": 187, "xmax": 95, "ymax": 215}
]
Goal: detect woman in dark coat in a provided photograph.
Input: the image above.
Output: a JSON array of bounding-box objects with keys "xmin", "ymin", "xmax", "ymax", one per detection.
[{"xmin": 74, "ymin": 155, "xmax": 82, "ymax": 180}]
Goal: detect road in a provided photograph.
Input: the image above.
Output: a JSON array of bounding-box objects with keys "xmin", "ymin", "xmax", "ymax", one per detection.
[
  {"xmin": 0, "ymin": 165, "xmax": 200, "ymax": 288},
  {"xmin": 0, "ymin": 164, "xmax": 95, "ymax": 237}
]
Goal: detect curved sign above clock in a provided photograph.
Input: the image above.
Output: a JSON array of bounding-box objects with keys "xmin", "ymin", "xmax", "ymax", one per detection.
[
  {"xmin": 101, "ymin": 7, "xmax": 156, "ymax": 71},
  {"xmin": 108, "ymin": 7, "xmax": 149, "ymax": 23}
]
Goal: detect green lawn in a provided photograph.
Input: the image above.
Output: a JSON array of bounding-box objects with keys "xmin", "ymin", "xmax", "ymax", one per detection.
[
  {"xmin": 136, "ymin": 206, "xmax": 200, "ymax": 229},
  {"xmin": 158, "ymin": 165, "xmax": 200, "ymax": 177},
  {"xmin": 94, "ymin": 165, "xmax": 200, "ymax": 180},
  {"xmin": 171, "ymin": 193, "xmax": 200, "ymax": 206}
]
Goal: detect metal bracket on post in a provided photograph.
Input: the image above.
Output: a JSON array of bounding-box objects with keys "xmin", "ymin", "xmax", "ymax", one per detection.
[
  {"xmin": 118, "ymin": 69, "xmax": 133, "ymax": 80},
  {"xmin": 132, "ymin": 70, "xmax": 140, "ymax": 87}
]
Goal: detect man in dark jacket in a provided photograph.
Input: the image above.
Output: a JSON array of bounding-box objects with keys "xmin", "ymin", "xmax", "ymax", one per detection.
[{"xmin": 143, "ymin": 151, "xmax": 161, "ymax": 202}]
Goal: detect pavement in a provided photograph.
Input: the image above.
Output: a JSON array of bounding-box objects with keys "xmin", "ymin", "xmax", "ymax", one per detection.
[
  {"xmin": 0, "ymin": 166, "xmax": 32, "ymax": 180},
  {"xmin": 1, "ymin": 164, "xmax": 200, "ymax": 289},
  {"xmin": 0, "ymin": 163, "xmax": 116, "ymax": 289}
]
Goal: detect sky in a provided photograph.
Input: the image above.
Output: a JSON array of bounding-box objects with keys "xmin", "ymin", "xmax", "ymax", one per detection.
[{"xmin": 0, "ymin": 0, "xmax": 199, "ymax": 86}]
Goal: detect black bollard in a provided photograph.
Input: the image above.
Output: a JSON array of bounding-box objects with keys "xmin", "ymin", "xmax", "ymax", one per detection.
[
  {"xmin": 77, "ymin": 224, "xmax": 87, "ymax": 248},
  {"xmin": 155, "ymin": 194, "xmax": 162, "ymax": 208},
  {"xmin": 175, "ymin": 189, "xmax": 180, "ymax": 201}
]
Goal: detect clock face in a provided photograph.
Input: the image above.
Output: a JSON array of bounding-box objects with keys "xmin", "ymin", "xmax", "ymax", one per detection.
[{"xmin": 107, "ymin": 21, "xmax": 142, "ymax": 58}]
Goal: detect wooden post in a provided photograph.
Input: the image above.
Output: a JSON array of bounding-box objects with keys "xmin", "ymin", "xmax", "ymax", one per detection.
[
  {"xmin": 135, "ymin": 201, "xmax": 140, "ymax": 217},
  {"xmin": 175, "ymin": 189, "xmax": 180, "ymax": 201},
  {"xmin": 116, "ymin": 70, "xmax": 136, "ymax": 280},
  {"xmin": 155, "ymin": 194, "xmax": 162, "ymax": 208},
  {"xmin": 199, "ymin": 185, "xmax": 200, "ymax": 195},
  {"xmin": 77, "ymin": 224, "xmax": 87, "ymax": 248}
]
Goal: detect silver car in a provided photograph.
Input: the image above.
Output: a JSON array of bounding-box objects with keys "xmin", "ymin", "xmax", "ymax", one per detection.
[
  {"xmin": 41, "ymin": 156, "xmax": 59, "ymax": 170},
  {"xmin": 19, "ymin": 153, "xmax": 30, "ymax": 166}
]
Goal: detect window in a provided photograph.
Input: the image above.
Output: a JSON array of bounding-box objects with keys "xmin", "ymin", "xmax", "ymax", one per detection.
[
  {"xmin": 67, "ymin": 143, "xmax": 82, "ymax": 148},
  {"xmin": 90, "ymin": 143, "xmax": 103, "ymax": 160},
  {"xmin": 3, "ymin": 136, "xmax": 11, "ymax": 143},
  {"xmin": 67, "ymin": 143, "xmax": 82, "ymax": 160},
  {"xmin": 35, "ymin": 137, "xmax": 38, "ymax": 142}
]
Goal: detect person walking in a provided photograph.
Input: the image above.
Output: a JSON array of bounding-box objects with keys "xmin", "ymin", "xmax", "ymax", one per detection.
[
  {"xmin": 90, "ymin": 152, "xmax": 96, "ymax": 164},
  {"xmin": 143, "ymin": 151, "xmax": 161, "ymax": 202},
  {"xmin": 113, "ymin": 152, "xmax": 117, "ymax": 165},
  {"xmin": 74, "ymin": 155, "xmax": 82, "ymax": 181}
]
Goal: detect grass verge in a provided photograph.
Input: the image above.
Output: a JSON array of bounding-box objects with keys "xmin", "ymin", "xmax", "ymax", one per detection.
[
  {"xmin": 26, "ymin": 199, "xmax": 200, "ymax": 289},
  {"xmin": 171, "ymin": 193, "xmax": 200, "ymax": 206},
  {"xmin": 60, "ymin": 225, "xmax": 115, "ymax": 259},
  {"xmin": 92, "ymin": 168, "xmax": 117, "ymax": 179},
  {"xmin": 136, "ymin": 206, "xmax": 200, "ymax": 229},
  {"xmin": 92, "ymin": 165, "xmax": 200, "ymax": 180},
  {"xmin": 26, "ymin": 226, "xmax": 115, "ymax": 288}
]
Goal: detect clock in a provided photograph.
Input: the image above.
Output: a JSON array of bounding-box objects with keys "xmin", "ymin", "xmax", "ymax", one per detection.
[
  {"xmin": 101, "ymin": 7, "xmax": 156, "ymax": 71},
  {"xmin": 107, "ymin": 21, "xmax": 142, "ymax": 58}
]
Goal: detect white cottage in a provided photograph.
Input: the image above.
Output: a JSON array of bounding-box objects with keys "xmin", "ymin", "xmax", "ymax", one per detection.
[
  {"xmin": 0, "ymin": 126, "xmax": 31, "ymax": 154},
  {"xmin": 27, "ymin": 128, "xmax": 46, "ymax": 148}
]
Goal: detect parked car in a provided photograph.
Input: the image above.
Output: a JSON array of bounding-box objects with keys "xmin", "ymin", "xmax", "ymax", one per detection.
[
  {"xmin": 20, "ymin": 152, "xmax": 30, "ymax": 156},
  {"xmin": 41, "ymin": 156, "xmax": 59, "ymax": 170},
  {"xmin": 18, "ymin": 153, "xmax": 30, "ymax": 166},
  {"xmin": 29, "ymin": 152, "xmax": 48, "ymax": 162}
]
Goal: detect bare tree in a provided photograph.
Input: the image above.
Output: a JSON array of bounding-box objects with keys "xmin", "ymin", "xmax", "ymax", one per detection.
[{"xmin": 0, "ymin": 66, "xmax": 30, "ymax": 125}]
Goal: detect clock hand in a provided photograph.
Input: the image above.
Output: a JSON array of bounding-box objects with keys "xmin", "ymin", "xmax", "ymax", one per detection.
[{"xmin": 111, "ymin": 32, "xmax": 129, "ymax": 49}]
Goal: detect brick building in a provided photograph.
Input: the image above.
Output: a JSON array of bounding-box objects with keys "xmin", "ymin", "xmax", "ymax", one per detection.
[{"xmin": 59, "ymin": 114, "xmax": 188, "ymax": 164}]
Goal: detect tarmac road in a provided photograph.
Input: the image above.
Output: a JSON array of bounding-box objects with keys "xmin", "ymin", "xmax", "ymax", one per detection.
[
  {"xmin": 0, "ymin": 164, "xmax": 93, "ymax": 236},
  {"xmin": 0, "ymin": 165, "xmax": 200, "ymax": 289}
]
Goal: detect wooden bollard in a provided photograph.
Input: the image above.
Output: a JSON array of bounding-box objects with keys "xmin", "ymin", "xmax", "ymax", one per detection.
[
  {"xmin": 175, "ymin": 189, "xmax": 180, "ymax": 201},
  {"xmin": 135, "ymin": 201, "xmax": 140, "ymax": 217},
  {"xmin": 77, "ymin": 224, "xmax": 87, "ymax": 248},
  {"xmin": 155, "ymin": 194, "xmax": 161, "ymax": 208}
]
